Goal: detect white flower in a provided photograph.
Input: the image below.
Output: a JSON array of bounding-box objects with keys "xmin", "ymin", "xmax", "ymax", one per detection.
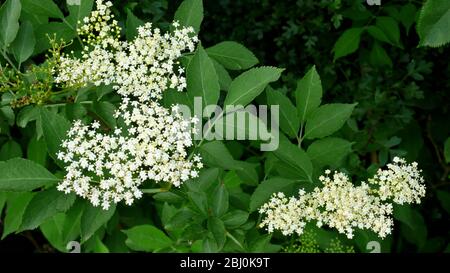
[
  {"xmin": 368, "ymin": 157, "xmax": 426, "ymax": 204},
  {"xmin": 55, "ymin": 0, "xmax": 197, "ymax": 102},
  {"xmin": 259, "ymin": 158, "xmax": 425, "ymax": 239},
  {"xmin": 57, "ymin": 101, "xmax": 201, "ymax": 208},
  {"xmin": 54, "ymin": 0, "xmax": 201, "ymax": 209}
]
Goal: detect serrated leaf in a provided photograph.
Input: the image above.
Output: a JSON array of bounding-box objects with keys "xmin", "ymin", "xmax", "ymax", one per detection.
[
  {"xmin": 376, "ymin": 16, "xmax": 402, "ymax": 48},
  {"xmin": 187, "ymin": 45, "xmax": 220, "ymax": 108},
  {"xmin": 123, "ymin": 225, "xmax": 172, "ymax": 252},
  {"xmin": 250, "ymin": 177, "xmax": 299, "ymax": 212},
  {"xmin": 174, "ymin": 0, "xmax": 203, "ymax": 33},
  {"xmin": 332, "ymin": 27, "xmax": 364, "ymax": 61},
  {"xmin": 224, "ymin": 67, "xmax": 283, "ymax": 106},
  {"xmin": 81, "ymin": 204, "xmax": 116, "ymax": 242},
  {"xmin": 207, "ymin": 217, "xmax": 226, "ymax": 250},
  {"xmin": 211, "ymin": 183, "xmax": 229, "ymax": 217},
  {"xmin": 272, "ymin": 134, "xmax": 313, "ymax": 182},
  {"xmin": 295, "ymin": 66, "xmax": 322, "ymax": 124},
  {"xmin": 267, "ymin": 89, "xmax": 299, "ymax": 138},
  {"xmin": 212, "ymin": 59, "xmax": 232, "ymax": 91},
  {"xmin": 304, "ymin": 103, "xmax": 357, "ymax": 140},
  {"xmin": 2, "ymin": 192, "xmax": 34, "ymax": 239},
  {"xmin": 206, "ymin": 41, "xmax": 259, "ymax": 70},
  {"xmin": 307, "ymin": 137, "xmax": 352, "ymax": 168},
  {"xmin": 199, "ymin": 141, "xmax": 240, "ymax": 170},
  {"xmin": 19, "ymin": 188, "xmax": 76, "ymax": 231},
  {"xmin": 417, "ymin": 0, "xmax": 450, "ymax": 47},
  {"xmin": 21, "ymin": 0, "xmax": 63, "ymax": 19},
  {"xmin": 0, "ymin": 158, "xmax": 58, "ymax": 191},
  {"xmin": 39, "ymin": 107, "xmax": 71, "ymax": 166}
]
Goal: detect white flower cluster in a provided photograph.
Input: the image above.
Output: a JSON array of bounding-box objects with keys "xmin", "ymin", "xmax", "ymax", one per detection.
[
  {"xmin": 55, "ymin": 0, "xmax": 197, "ymax": 102},
  {"xmin": 54, "ymin": 0, "xmax": 201, "ymax": 209},
  {"xmin": 259, "ymin": 158, "xmax": 426, "ymax": 239},
  {"xmin": 368, "ymin": 157, "xmax": 426, "ymax": 204}
]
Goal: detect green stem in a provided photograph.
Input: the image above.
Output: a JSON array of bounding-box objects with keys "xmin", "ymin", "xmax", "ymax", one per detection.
[
  {"xmin": 141, "ymin": 188, "xmax": 167, "ymax": 194},
  {"xmin": 226, "ymin": 232, "xmax": 245, "ymax": 250},
  {"xmin": 1, "ymin": 49, "xmax": 19, "ymax": 72},
  {"xmin": 44, "ymin": 101, "xmax": 94, "ymax": 107},
  {"xmin": 188, "ymin": 111, "xmax": 225, "ymax": 160}
]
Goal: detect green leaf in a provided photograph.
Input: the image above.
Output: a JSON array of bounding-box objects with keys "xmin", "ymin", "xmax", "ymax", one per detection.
[
  {"xmin": 307, "ymin": 137, "xmax": 353, "ymax": 168},
  {"xmin": 367, "ymin": 25, "xmax": 392, "ymax": 45},
  {"xmin": 39, "ymin": 107, "xmax": 71, "ymax": 166},
  {"xmin": 91, "ymin": 101, "xmax": 116, "ymax": 128},
  {"xmin": 61, "ymin": 199, "xmax": 84, "ymax": 243},
  {"xmin": 399, "ymin": 3, "xmax": 417, "ymax": 34},
  {"xmin": 126, "ymin": 8, "xmax": 144, "ymax": 40},
  {"xmin": 66, "ymin": 0, "xmax": 94, "ymax": 29},
  {"xmin": 0, "ymin": 140, "xmax": 22, "ymax": 161},
  {"xmin": 2, "ymin": 192, "xmax": 34, "ymax": 239},
  {"xmin": 0, "ymin": 158, "xmax": 58, "ymax": 191},
  {"xmin": 444, "ymin": 137, "xmax": 450, "ymax": 163},
  {"xmin": 417, "ymin": 0, "xmax": 450, "ymax": 47},
  {"xmin": 11, "ymin": 21, "xmax": 35, "ymax": 64},
  {"xmin": 303, "ymin": 103, "xmax": 357, "ymax": 140},
  {"xmin": 369, "ymin": 42, "xmax": 393, "ymax": 68},
  {"xmin": 375, "ymin": 16, "xmax": 402, "ymax": 48},
  {"xmin": 16, "ymin": 106, "xmax": 39, "ymax": 128},
  {"xmin": 40, "ymin": 213, "xmax": 66, "ymax": 252},
  {"xmin": 222, "ymin": 210, "xmax": 248, "ymax": 228},
  {"xmin": 174, "ymin": 0, "xmax": 203, "ymax": 33},
  {"xmin": 0, "ymin": 0, "xmax": 21, "ymax": 47},
  {"xmin": 437, "ymin": 190, "xmax": 450, "ymax": 214},
  {"xmin": 267, "ymin": 89, "xmax": 299, "ymax": 138},
  {"xmin": 394, "ymin": 205, "xmax": 427, "ymax": 248},
  {"xmin": 211, "ymin": 183, "xmax": 229, "ymax": 217},
  {"xmin": 34, "ymin": 22, "xmax": 76, "ymax": 54},
  {"xmin": 0, "ymin": 106, "xmax": 14, "ymax": 125},
  {"xmin": 332, "ymin": 27, "xmax": 364, "ymax": 61},
  {"xmin": 19, "ymin": 188, "xmax": 76, "ymax": 231},
  {"xmin": 206, "ymin": 41, "xmax": 259, "ymax": 70},
  {"xmin": 250, "ymin": 177, "xmax": 299, "ymax": 212},
  {"xmin": 187, "ymin": 191, "xmax": 208, "ymax": 216},
  {"xmin": 123, "ymin": 225, "xmax": 172, "ymax": 252},
  {"xmin": 272, "ymin": 134, "xmax": 313, "ymax": 182},
  {"xmin": 199, "ymin": 141, "xmax": 239, "ymax": 170},
  {"xmin": 81, "ymin": 204, "xmax": 116, "ymax": 242},
  {"xmin": 21, "ymin": 0, "xmax": 64, "ymax": 19},
  {"xmin": 234, "ymin": 161, "xmax": 259, "ymax": 186},
  {"xmin": 212, "ymin": 59, "xmax": 232, "ymax": 91},
  {"xmin": 224, "ymin": 66, "xmax": 283, "ymax": 106},
  {"xmin": 187, "ymin": 45, "xmax": 220, "ymax": 108},
  {"xmin": 295, "ymin": 65, "xmax": 322, "ymax": 124},
  {"xmin": 207, "ymin": 217, "xmax": 226, "ymax": 250}
]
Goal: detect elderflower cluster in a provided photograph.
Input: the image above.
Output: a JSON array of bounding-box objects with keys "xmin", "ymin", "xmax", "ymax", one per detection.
[
  {"xmin": 54, "ymin": 0, "xmax": 202, "ymax": 209},
  {"xmin": 55, "ymin": 0, "xmax": 197, "ymax": 102},
  {"xmin": 368, "ymin": 157, "xmax": 426, "ymax": 204},
  {"xmin": 57, "ymin": 101, "xmax": 202, "ymax": 209},
  {"xmin": 259, "ymin": 158, "xmax": 426, "ymax": 239}
]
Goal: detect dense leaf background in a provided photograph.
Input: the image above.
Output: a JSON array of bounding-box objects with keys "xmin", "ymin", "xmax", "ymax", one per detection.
[{"xmin": 0, "ymin": 0, "xmax": 449, "ymax": 253}]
